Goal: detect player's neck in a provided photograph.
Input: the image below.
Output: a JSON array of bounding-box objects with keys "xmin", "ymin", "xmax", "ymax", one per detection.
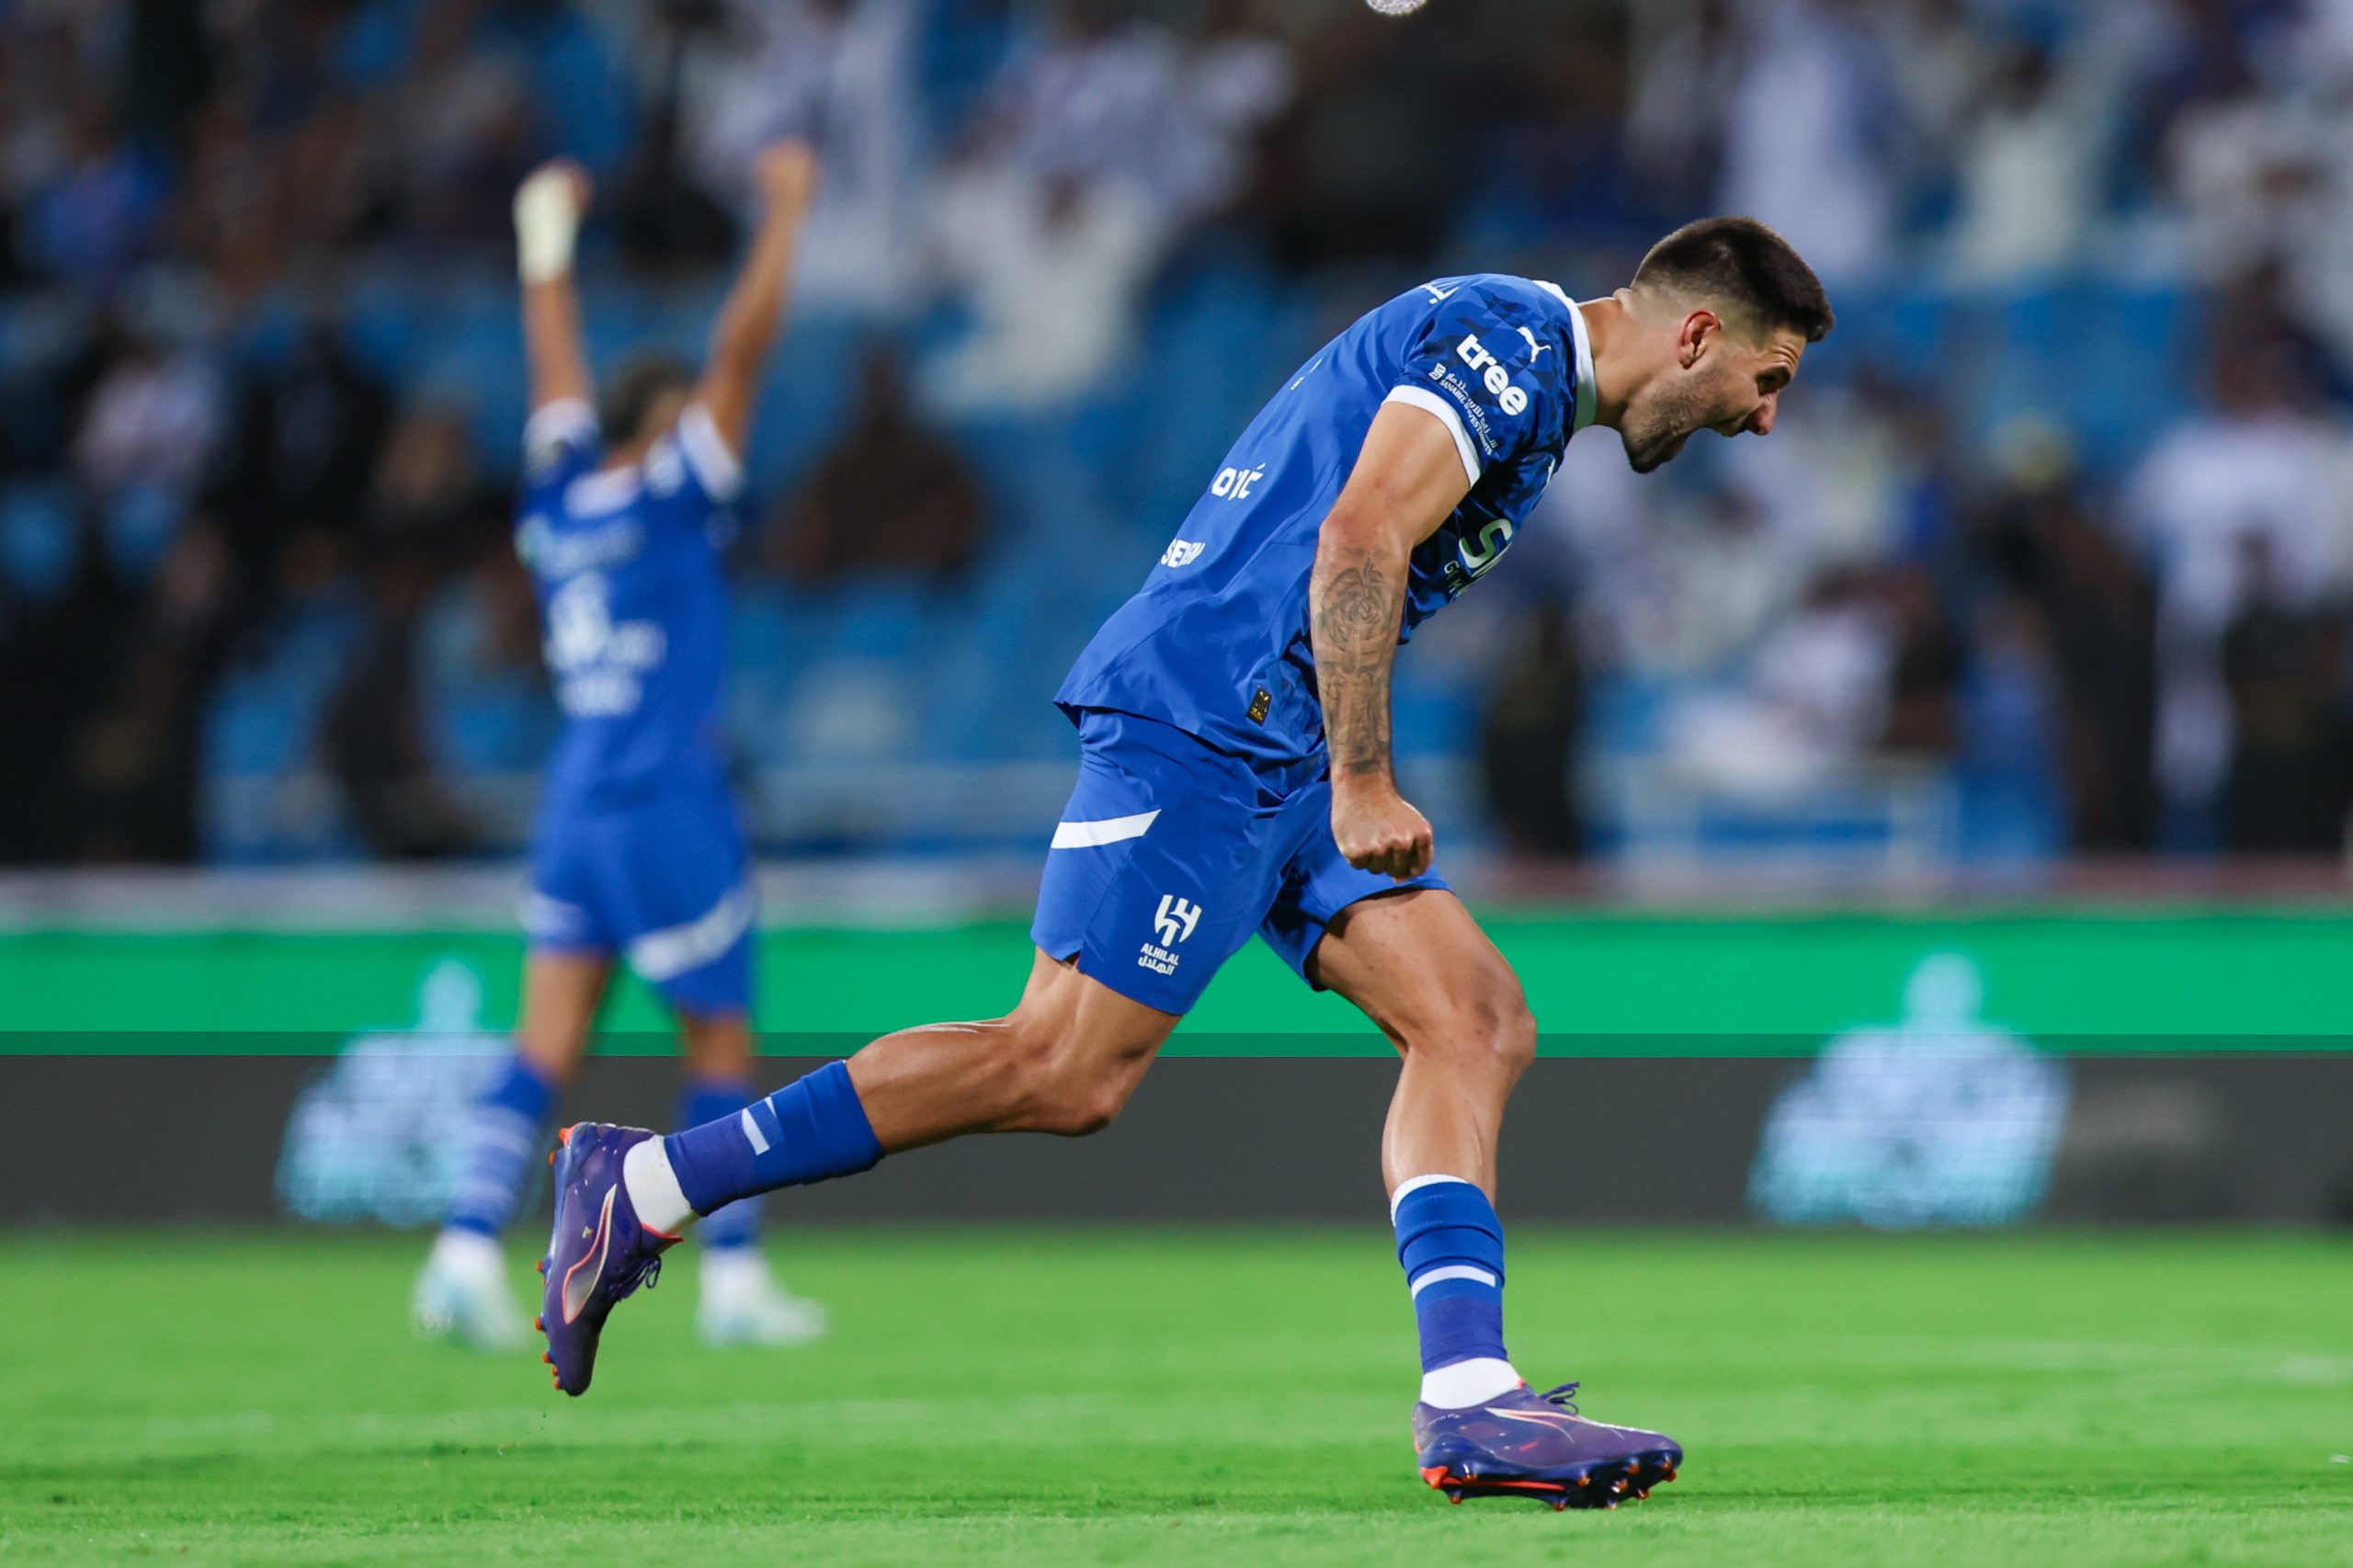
[
  {"xmin": 599, "ymin": 437, "xmax": 658, "ymax": 472},
  {"xmin": 1576, "ymin": 291, "xmax": 1643, "ymax": 433}
]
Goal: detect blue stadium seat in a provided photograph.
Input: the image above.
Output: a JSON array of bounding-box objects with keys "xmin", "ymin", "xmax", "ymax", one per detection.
[{"xmin": 0, "ymin": 482, "xmax": 79, "ymax": 602}]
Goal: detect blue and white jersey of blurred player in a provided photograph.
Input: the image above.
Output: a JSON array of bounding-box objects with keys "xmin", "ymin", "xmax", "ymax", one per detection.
[
  {"xmin": 520, "ymin": 398, "xmax": 740, "ymax": 811},
  {"xmin": 415, "ymin": 149, "xmax": 833, "ymax": 1360},
  {"xmin": 516, "ymin": 397, "xmax": 755, "ymax": 1015},
  {"xmin": 1058, "ymin": 275, "xmax": 1597, "ymax": 765}
]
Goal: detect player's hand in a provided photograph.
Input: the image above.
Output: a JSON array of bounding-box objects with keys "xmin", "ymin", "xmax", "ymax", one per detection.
[
  {"xmin": 1333, "ymin": 785, "xmax": 1434, "ymax": 881},
  {"xmin": 753, "ymin": 141, "xmax": 821, "ymax": 219}
]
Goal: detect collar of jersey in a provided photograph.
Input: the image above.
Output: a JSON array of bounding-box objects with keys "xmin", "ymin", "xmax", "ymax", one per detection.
[
  {"xmin": 567, "ymin": 464, "xmax": 643, "ymax": 516},
  {"xmin": 1533, "ymin": 280, "xmax": 1598, "ymax": 435}
]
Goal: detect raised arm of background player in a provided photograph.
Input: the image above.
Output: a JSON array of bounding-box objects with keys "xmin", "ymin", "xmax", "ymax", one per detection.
[
  {"xmin": 694, "ymin": 141, "xmax": 821, "ymax": 458},
  {"xmin": 1309, "ymin": 406, "xmax": 1478, "ymax": 882},
  {"xmin": 515, "ymin": 160, "xmax": 596, "ymax": 417}
]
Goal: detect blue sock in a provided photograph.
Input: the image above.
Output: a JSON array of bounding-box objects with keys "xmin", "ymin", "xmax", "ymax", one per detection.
[
  {"xmin": 676, "ymin": 1076, "xmax": 760, "ymax": 1251},
  {"xmin": 662, "ymin": 1060, "xmax": 883, "ymax": 1216},
  {"xmin": 447, "ymin": 1055, "xmax": 559, "ymax": 1237},
  {"xmin": 1393, "ymin": 1176, "xmax": 1512, "ymax": 1387}
]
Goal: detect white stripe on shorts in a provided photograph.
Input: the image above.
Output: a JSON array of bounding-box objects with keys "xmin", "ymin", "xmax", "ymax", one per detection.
[
  {"xmin": 628, "ymin": 883, "xmax": 754, "ymax": 983},
  {"xmin": 1050, "ymin": 809, "xmax": 1160, "ymax": 849}
]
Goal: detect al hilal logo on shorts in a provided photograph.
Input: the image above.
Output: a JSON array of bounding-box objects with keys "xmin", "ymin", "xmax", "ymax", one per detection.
[{"xmin": 1141, "ymin": 895, "xmax": 1202, "ymax": 975}]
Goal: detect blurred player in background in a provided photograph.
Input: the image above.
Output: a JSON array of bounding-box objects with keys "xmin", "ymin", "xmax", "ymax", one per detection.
[
  {"xmin": 411, "ymin": 142, "xmax": 826, "ymax": 1352},
  {"xmin": 539, "ymin": 218, "xmax": 1831, "ymax": 1506}
]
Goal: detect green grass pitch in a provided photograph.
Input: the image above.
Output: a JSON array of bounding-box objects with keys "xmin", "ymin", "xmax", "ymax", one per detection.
[{"xmin": 6, "ymin": 1229, "xmax": 2348, "ymax": 1565}]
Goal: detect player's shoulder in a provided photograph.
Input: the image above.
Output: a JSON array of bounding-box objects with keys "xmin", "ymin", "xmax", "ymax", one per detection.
[
  {"xmin": 1381, "ymin": 274, "xmax": 1583, "ymax": 390},
  {"xmin": 647, "ymin": 403, "xmax": 745, "ymax": 508},
  {"xmin": 524, "ymin": 399, "xmax": 602, "ymax": 484},
  {"xmin": 1396, "ymin": 272, "xmax": 1576, "ymax": 326}
]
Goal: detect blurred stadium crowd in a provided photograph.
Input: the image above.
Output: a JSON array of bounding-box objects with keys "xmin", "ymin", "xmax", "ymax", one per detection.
[{"xmin": 0, "ymin": 0, "xmax": 2348, "ymax": 869}]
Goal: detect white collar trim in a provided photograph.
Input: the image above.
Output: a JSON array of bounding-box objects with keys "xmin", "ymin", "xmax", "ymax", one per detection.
[
  {"xmin": 566, "ymin": 465, "xmax": 642, "ymax": 516},
  {"xmin": 1534, "ymin": 280, "xmax": 1598, "ymax": 434}
]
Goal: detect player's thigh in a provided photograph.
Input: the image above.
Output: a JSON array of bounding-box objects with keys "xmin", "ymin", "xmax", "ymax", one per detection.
[
  {"xmin": 1009, "ymin": 946, "xmax": 1184, "ymax": 1075},
  {"xmin": 523, "ymin": 816, "xmax": 620, "ymax": 968},
  {"xmin": 1031, "ymin": 712, "xmax": 1286, "ymax": 1017},
  {"xmin": 605, "ymin": 800, "xmax": 756, "ymax": 1017},
  {"xmin": 1256, "ymin": 771, "xmax": 1450, "ymax": 989},
  {"xmin": 845, "ymin": 949, "xmax": 1181, "ymax": 1144},
  {"xmin": 1308, "ymin": 887, "xmax": 1535, "ymax": 1074},
  {"xmin": 517, "ymin": 949, "xmax": 615, "ymax": 1077}
]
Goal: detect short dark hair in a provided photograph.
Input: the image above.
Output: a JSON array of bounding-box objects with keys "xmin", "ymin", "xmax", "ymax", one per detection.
[
  {"xmin": 597, "ymin": 351, "xmax": 697, "ymax": 444},
  {"xmin": 1633, "ymin": 217, "xmax": 1835, "ymax": 344}
]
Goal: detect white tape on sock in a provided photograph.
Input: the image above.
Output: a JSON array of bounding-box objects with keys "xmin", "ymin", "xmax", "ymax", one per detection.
[
  {"xmin": 1420, "ymin": 1358, "xmax": 1523, "ymax": 1409},
  {"xmin": 621, "ymin": 1138, "xmax": 697, "ymax": 1236}
]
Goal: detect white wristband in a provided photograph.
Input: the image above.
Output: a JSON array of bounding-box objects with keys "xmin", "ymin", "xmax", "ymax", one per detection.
[{"xmin": 514, "ymin": 170, "xmax": 580, "ymax": 284}]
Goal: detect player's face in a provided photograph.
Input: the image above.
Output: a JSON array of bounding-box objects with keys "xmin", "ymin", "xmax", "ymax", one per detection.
[
  {"xmin": 1620, "ymin": 320, "xmax": 1806, "ymax": 473},
  {"xmin": 636, "ymin": 386, "xmax": 694, "ymax": 447}
]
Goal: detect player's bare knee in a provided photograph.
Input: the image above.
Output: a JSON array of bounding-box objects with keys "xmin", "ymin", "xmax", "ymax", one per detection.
[
  {"xmin": 972, "ymin": 1014, "xmax": 1079, "ymax": 1132},
  {"xmin": 1021, "ymin": 1043, "xmax": 1137, "ymax": 1136},
  {"xmin": 1035, "ymin": 1076, "xmax": 1130, "ymax": 1137},
  {"xmin": 1407, "ymin": 974, "xmax": 1536, "ymax": 1082},
  {"xmin": 965, "ymin": 1014, "xmax": 1055, "ymax": 1127},
  {"xmin": 993, "ymin": 1009, "xmax": 1144, "ymax": 1135},
  {"xmin": 1490, "ymin": 988, "xmax": 1539, "ymax": 1080}
]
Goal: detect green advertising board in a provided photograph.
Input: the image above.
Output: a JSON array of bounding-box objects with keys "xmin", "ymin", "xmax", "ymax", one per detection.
[{"xmin": 3, "ymin": 909, "xmax": 2346, "ymax": 1055}]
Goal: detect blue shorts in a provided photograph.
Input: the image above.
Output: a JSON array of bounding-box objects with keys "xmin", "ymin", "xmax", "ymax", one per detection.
[
  {"xmin": 1030, "ymin": 710, "xmax": 1448, "ymax": 1014},
  {"xmin": 524, "ymin": 782, "xmax": 755, "ymax": 1017}
]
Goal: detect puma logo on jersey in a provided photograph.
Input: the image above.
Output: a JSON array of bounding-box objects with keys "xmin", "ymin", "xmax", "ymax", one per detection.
[
  {"xmin": 1423, "ymin": 282, "xmax": 1461, "ymax": 301},
  {"xmin": 1517, "ymin": 325, "xmax": 1552, "ymax": 359}
]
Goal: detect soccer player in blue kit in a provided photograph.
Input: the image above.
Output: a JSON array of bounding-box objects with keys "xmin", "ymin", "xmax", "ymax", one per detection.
[
  {"xmin": 412, "ymin": 143, "xmax": 828, "ymax": 1353},
  {"xmin": 538, "ymin": 217, "xmax": 1831, "ymax": 1506}
]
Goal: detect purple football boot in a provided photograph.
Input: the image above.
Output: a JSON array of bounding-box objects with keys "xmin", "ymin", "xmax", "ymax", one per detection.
[
  {"xmin": 535, "ymin": 1123, "xmax": 677, "ymax": 1396},
  {"xmin": 1415, "ymin": 1381, "xmax": 1682, "ymax": 1510}
]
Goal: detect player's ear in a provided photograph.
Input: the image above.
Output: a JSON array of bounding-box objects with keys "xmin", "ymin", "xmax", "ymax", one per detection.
[{"xmin": 1679, "ymin": 309, "xmax": 1720, "ymax": 369}]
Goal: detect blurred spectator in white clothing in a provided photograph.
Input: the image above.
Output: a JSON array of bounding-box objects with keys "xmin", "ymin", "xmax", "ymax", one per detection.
[
  {"xmin": 2123, "ymin": 319, "xmax": 2353, "ymax": 841},
  {"xmin": 1944, "ymin": 37, "xmax": 2109, "ymax": 281},
  {"xmin": 74, "ymin": 325, "xmax": 220, "ymax": 506},
  {"xmin": 680, "ymin": 0, "xmax": 924, "ymax": 312},
  {"xmin": 1714, "ymin": 0, "xmax": 1903, "ymax": 285}
]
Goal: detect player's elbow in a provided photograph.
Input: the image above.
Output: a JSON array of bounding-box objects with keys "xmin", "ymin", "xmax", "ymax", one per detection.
[{"xmin": 1316, "ymin": 499, "xmax": 1414, "ymax": 562}]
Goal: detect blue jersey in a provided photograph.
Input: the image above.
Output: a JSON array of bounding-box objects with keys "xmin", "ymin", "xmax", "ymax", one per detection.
[
  {"xmin": 1056, "ymin": 274, "xmax": 1598, "ymax": 764},
  {"xmin": 516, "ymin": 398, "xmax": 744, "ymax": 812}
]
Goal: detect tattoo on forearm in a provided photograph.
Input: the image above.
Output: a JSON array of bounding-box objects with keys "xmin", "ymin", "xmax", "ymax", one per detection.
[{"xmin": 1311, "ymin": 548, "xmax": 1403, "ymax": 780}]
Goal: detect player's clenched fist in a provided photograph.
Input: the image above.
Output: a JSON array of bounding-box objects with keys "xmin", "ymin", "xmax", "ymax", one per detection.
[
  {"xmin": 513, "ymin": 160, "xmax": 591, "ymax": 283},
  {"xmin": 517, "ymin": 158, "xmax": 591, "ymax": 214},
  {"xmin": 1333, "ymin": 787, "xmax": 1434, "ymax": 881},
  {"xmin": 753, "ymin": 140, "xmax": 821, "ymax": 218}
]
